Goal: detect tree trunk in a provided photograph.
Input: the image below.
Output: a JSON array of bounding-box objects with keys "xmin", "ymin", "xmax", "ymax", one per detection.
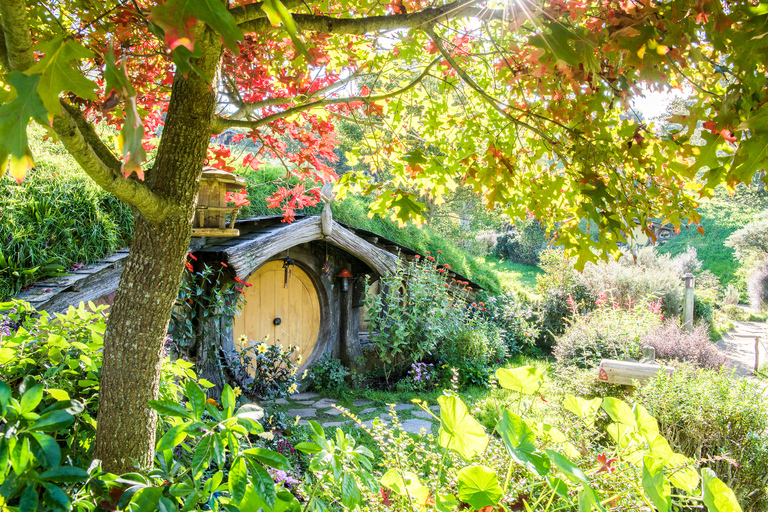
[{"xmin": 93, "ymin": 30, "xmax": 222, "ymax": 473}]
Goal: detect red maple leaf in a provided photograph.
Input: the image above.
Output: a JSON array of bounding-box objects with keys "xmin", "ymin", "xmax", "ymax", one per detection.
[{"xmin": 597, "ymin": 453, "xmax": 618, "ymax": 473}]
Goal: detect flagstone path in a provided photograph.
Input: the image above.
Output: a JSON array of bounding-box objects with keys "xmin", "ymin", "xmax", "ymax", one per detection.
[{"xmin": 262, "ymin": 391, "xmax": 441, "ymax": 434}]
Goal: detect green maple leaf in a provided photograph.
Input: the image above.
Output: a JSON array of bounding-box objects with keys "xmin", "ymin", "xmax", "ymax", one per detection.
[
  {"xmin": 528, "ymin": 22, "xmax": 582, "ymax": 68},
  {"xmin": 150, "ymin": 0, "xmax": 243, "ymax": 53},
  {"xmin": 26, "ymin": 36, "xmax": 97, "ymax": 115},
  {"xmin": 0, "ymin": 72, "xmax": 49, "ymax": 182},
  {"xmin": 261, "ymin": 0, "xmax": 312, "ymax": 63},
  {"xmin": 730, "ymin": 131, "xmax": 768, "ymax": 184}
]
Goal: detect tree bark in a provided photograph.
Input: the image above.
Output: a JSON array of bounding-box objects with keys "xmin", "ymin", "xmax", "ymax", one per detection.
[{"xmin": 93, "ymin": 27, "xmax": 222, "ymax": 473}]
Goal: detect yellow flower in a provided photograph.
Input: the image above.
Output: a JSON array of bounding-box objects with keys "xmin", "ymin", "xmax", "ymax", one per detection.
[
  {"xmin": 238, "ymin": 334, "xmax": 248, "ymax": 344},
  {"xmin": 294, "ymin": 415, "xmax": 300, "ymax": 426},
  {"xmin": 257, "ymin": 343, "xmax": 268, "ymax": 354},
  {"xmin": 288, "ymin": 384, "xmax": 298, "ymax": 394},
  {"xmin": 206, "ymin": 398, "xmax": 219, "ymax": 408},
  {"xmin": 233, "ymin": 387, "xmax": 242, "ymax": 397},
  {"xmin": 302, "ymin": 370, "xmax": 309, "ymax": 379},
  {"xmin": 297, "ymin": 354, "xmax": 303, "ymax": 364}
]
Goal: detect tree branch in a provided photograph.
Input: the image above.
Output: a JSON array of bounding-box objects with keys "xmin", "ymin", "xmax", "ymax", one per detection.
[
  {"xmin": 239, "ymin": 0, "xmax": 506, "ymax": 35},
  {"xmin": 225, "ymin": 68, "xmax": 370, "ymax": 121},
  {"xmin": 0, "ymin": 0, "xmax": 34, "ymax": 71},
  {"xmin": 211, "ymin": 58, "xmax": 439, "ymax": 132},
  {"xmin": 53, "ymin": 102, "xmax": 180, "ymax": 223},
  {"xmin": 229, "ymin": 0, "xmax": 308, "ymax": 25}
]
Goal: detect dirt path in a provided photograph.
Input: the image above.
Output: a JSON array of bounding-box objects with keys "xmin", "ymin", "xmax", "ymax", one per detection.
[{"xmin": 715, "ymin": 319, "xmax": 767, "ymax": 389}]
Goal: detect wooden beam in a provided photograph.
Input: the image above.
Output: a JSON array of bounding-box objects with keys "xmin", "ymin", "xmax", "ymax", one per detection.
[{"xmin": 224, "ymin": 217, "xmax": 398, "ymax": 278}]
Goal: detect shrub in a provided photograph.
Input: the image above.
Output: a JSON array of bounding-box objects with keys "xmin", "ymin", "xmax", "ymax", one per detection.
[
  {"xmin": 537, "ymin": 283, "xmax": 594, "ymax": 349},
  {"xmin": 636, "ymin": 365, "xmax": 768, "ymax": 509},
  {"xmin": 693, "ymin": 294, "xmax": 715, "ymax": 324},
  {"xmin": 726, "ymin": 216, "xmax": 768, "ymax": 267},
  {"xmin": 747, "ymin": 260, "xmax": 768, "ymax": 312},
  {"xmin": 0, "ymin": 300, "xmax": 192, "ymax": 460},
  {"xmin": 306, "ymin": 358, "xmax": 350, "ymax": 394},
  {"xmin": 724, "ymin": 284, "xmax": 741, "ymax": 305},
  {"xmin": 535, "ymin": 248, "xmax": 580, "ymax": 297},
  {"xmin": 494, "ymin": 217, "xmax": 546, "ymax": 266},
  {"xmin": 553, "ymin": 300, "xmax": 663, "ymax": 369},
  {"xmin": 640, "ymin": 321, "xmax": 726, "ymax": 370},
  {"xmin": 579, "ymin": 247, "xmax": 682, "ymax": 318},
  {"xmin": 672, "ymin": 245, "xmax": 704, "ymax": 276},
  {"xmin": 236, "ymin": 336, "xmax": 300, "ymax": 399},
  {"xmin": 0, "ymin": 128, "xmax": 133, "ymax": 299},
  {"xmin": 482, "ymin": 292, "xmax": 539, "ymax": 353},
  {"xmin": 435, "ymin": 317, "xmax": 506, "ymax": 369},
  {"xmin": 365, "ymin": 257, "xmax": 496, "ymax": 383}
]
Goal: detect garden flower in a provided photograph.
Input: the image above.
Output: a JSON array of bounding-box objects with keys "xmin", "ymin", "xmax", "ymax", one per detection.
[
  {"xmin": 596, "ymin": 453, "xmax": 617, "ymax": 473},
  {"xmin": 257, "ymin": 343, "xmax": 269, "ymax": 354},
  {"xmin": 238, "ymin": 334, "xmax": 248, "ymax": 344},
  {"xmin": 288, "ymin": 383, "xmax": 298, "ymax": 394},
  {"xmin": 233, "ymin": 387, "xmax": 242, "ymax": 397}
]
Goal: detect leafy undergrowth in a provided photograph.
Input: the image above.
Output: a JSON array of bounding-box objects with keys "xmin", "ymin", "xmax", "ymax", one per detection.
[
  {"xmin": 658, "ymin": 185, "xmax": 768, "ymax": 288},
  {"xmin": 0, "ymin": 127, "xmax": 133, "ymax": 299}
]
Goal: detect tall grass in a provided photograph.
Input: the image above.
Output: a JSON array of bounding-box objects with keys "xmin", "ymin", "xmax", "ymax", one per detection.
[{"xmin": 0, "ymin": 127, "xmax": 133, "ymax": 299}]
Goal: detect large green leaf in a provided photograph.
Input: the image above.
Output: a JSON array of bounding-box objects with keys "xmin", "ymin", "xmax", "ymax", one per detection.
[
  {"xmin": 29, "ymin": 433, "xmax": 60, "ymax": 469},
  {"xmin": 527, "ymin": 22, "xmax": 582, "ymax": 67},
  {"xmin": 341, "ymin": 473, "xmax": 362, "ymax": 509},
  {"xmin": 601, "ymin": 398, "xmax": 637, "ymax": 428},
  {"xmin": 495, "ymin": 366, "xmax": 546, "ymax": 395},
  {"xmin": 438, "ymin": 395, "xmax": 488, "ymax": 461},
  {"xmin": 563, "ymin": 395, "xmax": 602, "ymax": 422},
  {"xmin": 642, "ymin": 455, "xmax": 671, "ymax": 512},
  {"xmin": 184, "ymin": 380, "xmax": 207, "ymax": 420},
  {"xmin": 243, "ymin": 448, "xmax": 291, "ymax": 471},
  {"xmin": 545, "ymin": 449, "xmax": 589, "ymax": 484},
  {"xmin": 229, "ymin": 456, "xmax": 248, "ymax": 504},
  {"xmin": 157, "ymin": 423, "xmax": 188, "ymax": 452},
  {"xmin": 26, "ymin": 36, "xmax": 97, "ymax": 114},
  {"xmin": 148, "ymin": 400, "xmax": 193, "ymax": 419},
  {"xmin": 39, "ymin": 466, "xmax": 89, "ymax": 483},
  {"xmin": 665, "ymin": 453, "xmax": 700, "ymax": 493},
  {"xmin": 150, "ymin": 0, "xmax": 243, "ymax": 52},
  {"xmin": 261, "ymin": 0, "xmax": 312, "ymax": 63},
  {"xmin": 0, "ymin": 72, "xmax": 49, "ymax": 183},
  {"xmin": 380, "ymin": 469, "xmax": 430, "ymax": 506},
  {"xmin": 702, "ymin": 468, "xmax": 742, "ymax": 512},
  {"xmin": 496, "ymin": 409, "xmax": 550, "ymax": 476},
  {"xmin": 457, "ymin": 465, "xmax": 503, "ymax": 511},
  {"xmin": 577, "ymin": 484, "xmax": 606, "ymax": 512}
]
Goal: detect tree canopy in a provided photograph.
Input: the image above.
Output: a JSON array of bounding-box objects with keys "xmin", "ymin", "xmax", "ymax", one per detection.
[
  {"xmin": 1, "ymin": 0, "xmax": 767, "ymax": 471},
  {"xmin": 3, "ymin": 0, "xmax": 766, "ymax": 263}
]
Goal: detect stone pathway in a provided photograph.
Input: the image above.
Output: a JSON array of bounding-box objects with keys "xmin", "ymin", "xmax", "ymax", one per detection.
[
  {"xmin": 715, "ymin": 319, "xmax": 767, "ymax": 390},
  {"xmin": 262, "ymin": 393, "xmax": 441, "ymax": 434}
]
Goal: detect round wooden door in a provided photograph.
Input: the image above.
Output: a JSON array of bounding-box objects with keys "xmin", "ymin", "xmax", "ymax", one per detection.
[{"xmin": 233, "ymin": 260, "xmax": 321, "ymax": 365}]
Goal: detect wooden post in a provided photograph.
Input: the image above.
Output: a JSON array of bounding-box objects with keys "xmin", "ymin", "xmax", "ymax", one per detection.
[{"xmin": 682, "ymin": 273, "xmax": 695, "ymax": 332}]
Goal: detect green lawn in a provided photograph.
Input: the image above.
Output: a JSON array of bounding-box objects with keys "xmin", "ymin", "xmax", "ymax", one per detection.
[{"xmin": 474, "ymin": 256, "xmax": 542, "ymax": 299}]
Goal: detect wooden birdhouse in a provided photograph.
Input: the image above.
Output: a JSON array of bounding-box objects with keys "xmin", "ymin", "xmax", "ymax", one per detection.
[{"xmin": 191, "ymin": 167, "xmax": 247, "ymax": 237}]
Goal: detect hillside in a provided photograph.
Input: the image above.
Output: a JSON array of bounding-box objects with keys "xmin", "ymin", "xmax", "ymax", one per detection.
[{"xmin": 657, "ymin": 185, "xmax": 768, "ymax": 289}]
